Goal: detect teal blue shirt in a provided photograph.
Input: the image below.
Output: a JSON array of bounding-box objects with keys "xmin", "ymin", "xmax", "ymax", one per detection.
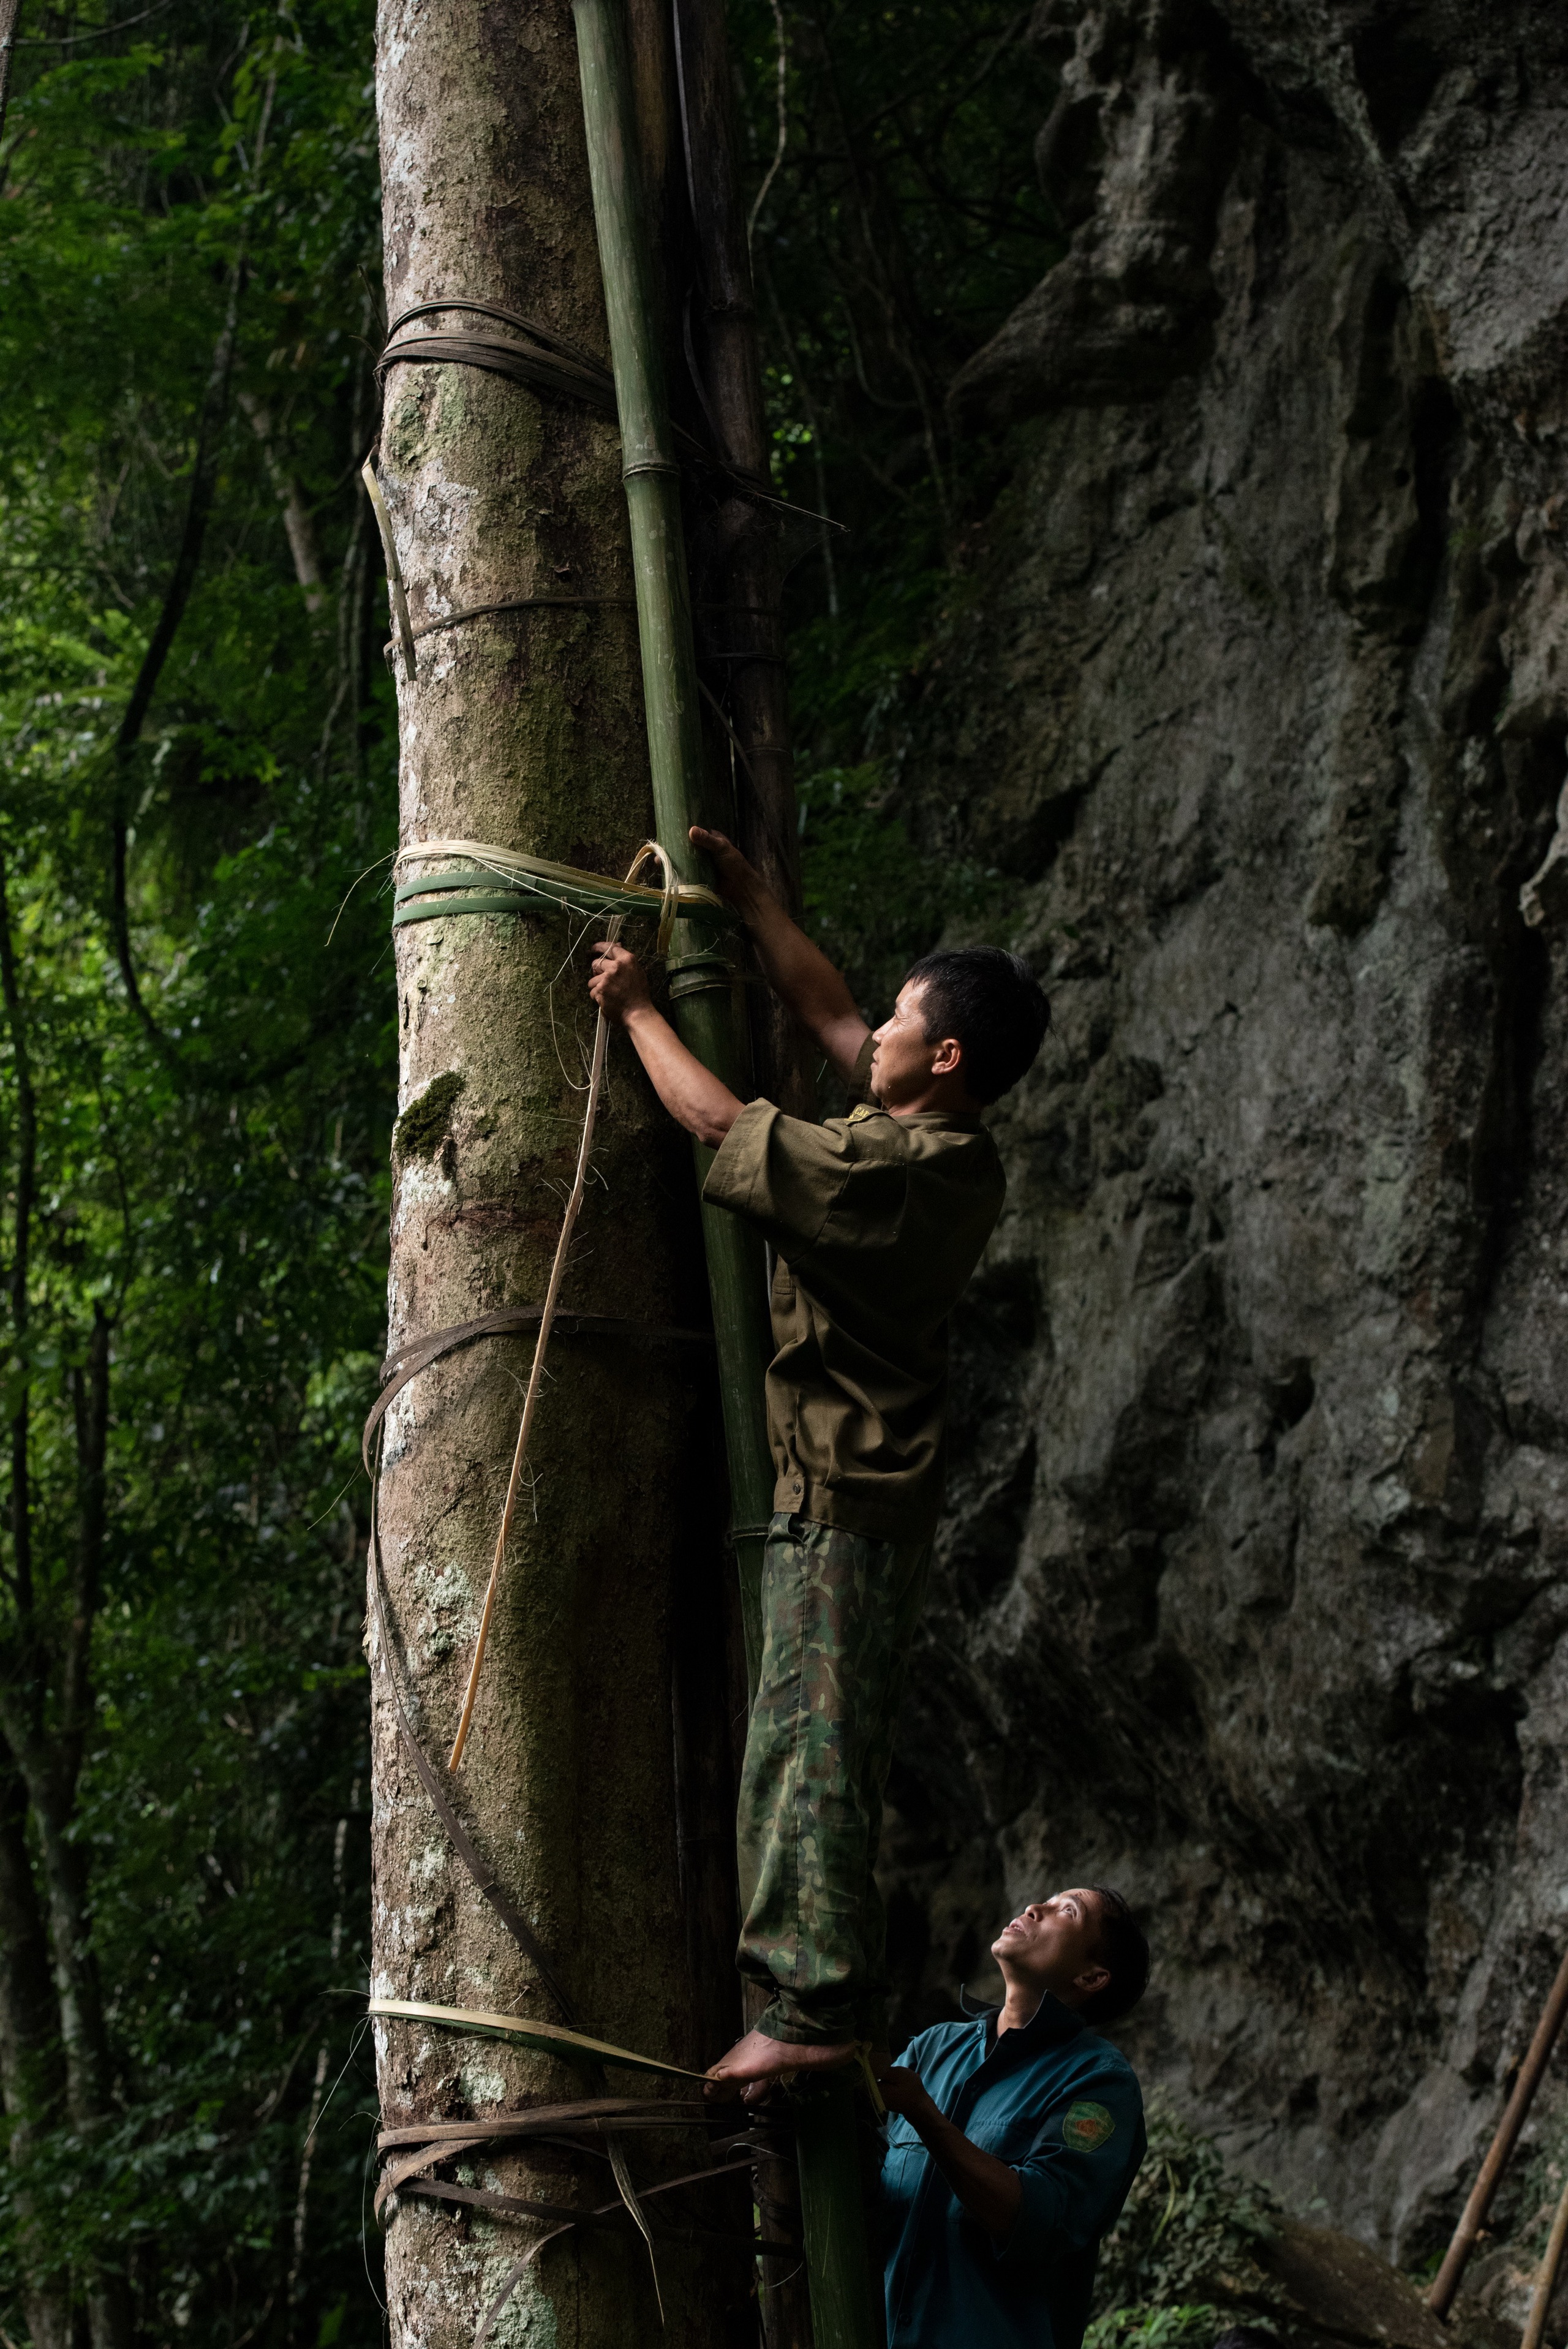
[{"xmin": 882, "ymin": 1995, "xmax": 1145, "ymax": 2348}]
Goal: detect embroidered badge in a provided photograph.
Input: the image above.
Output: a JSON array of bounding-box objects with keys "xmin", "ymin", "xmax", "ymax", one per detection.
[
  {"xmin": 846, "ymin": 1103, "xmax": 882, "ymax": 1124},
  {"xmin": 1062, "ymin": 2100, "xmax": 1116, "ymax": 2153}
]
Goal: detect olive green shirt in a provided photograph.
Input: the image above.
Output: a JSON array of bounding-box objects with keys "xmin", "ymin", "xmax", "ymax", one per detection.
[{"xmin": 702, "ymin": 1040, "xmax": 1006, "ymax": 1542}]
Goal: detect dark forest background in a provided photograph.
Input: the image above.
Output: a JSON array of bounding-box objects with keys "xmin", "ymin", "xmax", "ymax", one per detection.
[{"xmin": 0, "ymin": 5, "xmax": 1060, "ymax": 2343}]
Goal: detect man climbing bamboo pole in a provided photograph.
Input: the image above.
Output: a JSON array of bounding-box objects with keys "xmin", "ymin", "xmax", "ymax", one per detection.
[{"xmin": 590, "ymin": 826, "xmax": 1050, "ymax": 2083}]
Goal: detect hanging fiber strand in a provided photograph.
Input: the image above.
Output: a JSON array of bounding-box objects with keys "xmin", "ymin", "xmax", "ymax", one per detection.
[
  {"xmin": 444, "ymin": 845, "xmax": 699, "ymax": 1771},
  {"xmin": 445, "ymin": 907, "xmax": 621, "ymax": 1771}
]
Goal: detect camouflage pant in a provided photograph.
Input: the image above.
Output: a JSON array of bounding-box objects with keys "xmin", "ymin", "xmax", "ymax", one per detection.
[{"xmin": 737, "ymin": 1512, "xmax": 932, "ymax": 2047}]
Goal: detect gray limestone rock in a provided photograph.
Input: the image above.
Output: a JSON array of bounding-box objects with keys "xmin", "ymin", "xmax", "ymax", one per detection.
[{"xmin": 885, "ymin": 0, "xmax": 1568, "ymax": 2277}]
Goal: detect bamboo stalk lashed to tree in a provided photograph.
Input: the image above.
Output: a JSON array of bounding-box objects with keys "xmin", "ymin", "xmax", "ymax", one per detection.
[
  {"xmin": 369, "ymin": 0, "xmax": 889, "ymax": 2340},
  {"xmin": 575, "ymin": 7, "xmax": 881, "ymax": 2343}
]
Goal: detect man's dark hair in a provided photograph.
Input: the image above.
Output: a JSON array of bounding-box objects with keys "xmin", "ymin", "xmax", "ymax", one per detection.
[
  {"xmin": 1078, "ymin": 1887, "xmax": 1150, "ymax": 2027},
  {"xmin": 903, "ymin": 946, "xmax": 1050, "ymax": 1106}
]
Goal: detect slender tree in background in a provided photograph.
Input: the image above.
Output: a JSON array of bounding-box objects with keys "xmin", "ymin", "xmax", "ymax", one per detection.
[
  {"xmin": 0, "ymin": 851, "xmax": 127, "ymax": 2349},
  {"xmin": 0, "ymin": 852, "xmax": 78, "ymax": 2349}
]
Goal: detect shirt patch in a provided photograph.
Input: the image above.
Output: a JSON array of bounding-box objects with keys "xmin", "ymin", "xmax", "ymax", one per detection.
[
  {"xmin": 1062, "ymin": 2100, "xmax": 1116, "ymax": 2153},
  {"xmin": 846, "ymin": 1103, "xmax": 882, "ymax": 1123}
]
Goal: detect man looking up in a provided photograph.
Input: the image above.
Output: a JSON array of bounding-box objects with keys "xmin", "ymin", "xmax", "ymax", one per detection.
[
  {"xmin": 881, "ymin": 1887, "xmax": 1149, "ymax": 2348},
  {"xmin": 588, "ymin": 824, "xmax": 1050, "ymax": 2086}
]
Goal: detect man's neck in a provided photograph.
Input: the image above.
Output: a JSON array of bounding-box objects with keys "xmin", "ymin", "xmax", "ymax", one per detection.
[
  {"xmin": 995, "ymin": 1969, "xmax": 1075, "ymax": 2037},
  {"xmin": 996, "ymin": 1977, "xmax": 1042, "ymax": 2037},
  {"xmin": 879, "ymin": 1080, "xmax": 986, "ymax": 1120}
]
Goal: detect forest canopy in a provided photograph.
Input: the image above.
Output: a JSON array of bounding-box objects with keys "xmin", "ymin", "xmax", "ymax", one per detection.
[{"xmin": 0, "ymin": 3, "xmax": 1056, "ymax": 2342}]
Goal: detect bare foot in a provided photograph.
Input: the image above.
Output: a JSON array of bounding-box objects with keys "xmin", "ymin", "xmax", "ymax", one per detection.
[{"xmin": 703, "ymin": 2027, "xmax": 858, "ymax": 2100}]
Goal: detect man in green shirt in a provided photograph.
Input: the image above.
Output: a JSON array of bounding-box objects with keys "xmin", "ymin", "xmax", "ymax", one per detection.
[{"xmin": 589, "ymin": 824, "xmax": 1050, "ymax": 2087}]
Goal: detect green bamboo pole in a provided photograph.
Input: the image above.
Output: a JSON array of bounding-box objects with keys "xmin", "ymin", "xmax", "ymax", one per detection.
[
  {"xmin": 793, "ymin": 2076, "xmax": 881, "ymax": 2347},
  {"xmin": 572, "ymin": 8, "xmax": 881, "ymax": 2345},
  {"xmin": 573, "ymin": 0, "xmax": 773, "ymax": 1685}
]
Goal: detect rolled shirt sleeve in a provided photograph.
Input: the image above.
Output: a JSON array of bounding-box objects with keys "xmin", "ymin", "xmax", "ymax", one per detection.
[
  {"xmin": 990, "ymin": 2074, "xmax": 1146, "ymax": 2272},
  {"xmin": 702, "ymin": 1099, "xmax": 858, "ymax": 1258}
]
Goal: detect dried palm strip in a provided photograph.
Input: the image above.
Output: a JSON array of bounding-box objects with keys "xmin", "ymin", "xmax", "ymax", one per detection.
[
  {"xmin": 361, "ymin": 461, "xmax": 417, "ymax": 677},
  {"xmin": 368, "ymin": 1996, "xmax": 707, "ymax": 2083},
  {"xmin": 606, "ymin": 2132, "xmax": 664, "ymax": 2321},
  {"xmin": 470, "ymin": 2155, "xmax": 766, "ymax": 2348},
  {"xmin": 443, "ymin": 908, "xmax": 620, "ymax": 1773},
  {"xmin": 377, "ymin": 2102, "xmax": 706, "ymax": 2147}
]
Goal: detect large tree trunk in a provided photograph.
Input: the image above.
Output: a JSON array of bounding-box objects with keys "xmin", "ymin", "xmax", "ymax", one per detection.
[{"xmin": 369, "ymin": 7, "xmax": 748, "ymax": 2347}]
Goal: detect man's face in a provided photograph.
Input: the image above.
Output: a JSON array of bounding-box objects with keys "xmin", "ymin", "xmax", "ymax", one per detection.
[
  {"xmin": 992, "ymin": 1888, "xmax": 1109, "ymax": 2004},
  {"xmin": 869, "ymin": 981, "xmax": 959, "ymax": 1109}
]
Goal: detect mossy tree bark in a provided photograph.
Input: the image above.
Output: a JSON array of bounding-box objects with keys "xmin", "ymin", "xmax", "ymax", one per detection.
[{"xmin": 369, "ymin": 6, "xmax": 748, "ymax": 2344}]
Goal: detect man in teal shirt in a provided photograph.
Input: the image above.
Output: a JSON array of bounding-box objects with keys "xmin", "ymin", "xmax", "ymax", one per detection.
[{"xmin": 880, "ymin": 1885, "xmax": 1149, "ymax": 2348}]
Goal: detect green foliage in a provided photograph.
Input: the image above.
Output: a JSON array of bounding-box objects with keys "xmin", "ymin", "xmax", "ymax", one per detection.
[
  {"xmin": 0, "ymin": 787, "xmax": 392, "ymax": 2349},
  {"xmin": 0, "ymin": 0, "xmax": 394, "ymax": 2340},
  {"xmin": 729, "ymin": 0, "xmax": 1062, "ymax": 983},
  {"xmin": 1489, "ymin": 2091, "xmax": 1568, "ymax": 2263},
  {"xmin": 798, "ymin": 759, "xmax": 1017, "ymax": 1011},
  {"xmin": 1088, "ymin": 2099, "xmax": 1282, "ymax": 2345},
  {"xmin": 730, "ymin": 0, "xmax": 1060, "ymax": 538},
  {"xmin": 1085, "ymin": 2306, "xmax": 1232, "ymax": 2349}
]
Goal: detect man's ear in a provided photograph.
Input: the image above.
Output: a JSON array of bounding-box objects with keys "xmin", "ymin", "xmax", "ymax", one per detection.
[
  {"xmin": 930, "ymin": 1035, "xmax": 963, "ymax": 1077},
  {"xmin": 1072, "ymin": 1961, "xmax": 1111, "ymax": 2000}
]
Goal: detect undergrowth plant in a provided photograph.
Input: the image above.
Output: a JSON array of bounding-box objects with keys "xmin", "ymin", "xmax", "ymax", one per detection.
[{"xmin": 1087, "ymin": 2098, "xmax": 1281, "ymax": 2348}]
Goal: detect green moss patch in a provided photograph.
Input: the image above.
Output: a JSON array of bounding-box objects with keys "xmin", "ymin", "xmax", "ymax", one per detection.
[{"xmin": 394, "ymin": 1070, "xmax": 466, "ymax": 1161}]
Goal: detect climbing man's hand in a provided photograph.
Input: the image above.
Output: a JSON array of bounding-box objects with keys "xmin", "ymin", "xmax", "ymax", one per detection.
[
  {"xmin": 689, "ymin": 825, "xmax": 767, "ymax": 914},
  {"xmin": 589, "ymin": 940, "xmax": 652, "ymax": 1025},
  {"xmin": 876, "ymin": 2057, "xmax": 937, "ymax": 2126}
]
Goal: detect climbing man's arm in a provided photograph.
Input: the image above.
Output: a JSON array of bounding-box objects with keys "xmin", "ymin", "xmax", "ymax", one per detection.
[
  {"xmin": 688, "ymin": 826, "xmax": 870, "ymax": 1084},
  {"xmin": 589, "ymin": 943, "xmax": 744, "ymax": 1147},
  {"xmin": 879, "ymin": 2061, "xmax": 1022, "ymax": 2242}
]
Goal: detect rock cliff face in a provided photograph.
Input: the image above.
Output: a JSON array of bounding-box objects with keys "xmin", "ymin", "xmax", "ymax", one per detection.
[{"xmin": 883, "ymin": 0, "xmax": 1568, "ymax": 2268}]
